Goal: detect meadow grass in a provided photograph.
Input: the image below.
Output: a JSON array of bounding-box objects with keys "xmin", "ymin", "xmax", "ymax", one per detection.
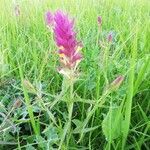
[{"xmin": 0, "ymin": 0, "xmax": 150, "ymax": 149}]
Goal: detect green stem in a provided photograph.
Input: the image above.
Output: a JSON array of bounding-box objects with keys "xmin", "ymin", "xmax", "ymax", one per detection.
[
  {"xmin": 103, "ymin": 44, "xmax": 109, "ymax": 85},
  {"xmin": 58, "ymin": 78, "xmax": 74, "ymax": 149},
  {"xmin": 122, "ymin": 62, "xmax": 134, "ymax": 148},
  {"xmin": 96, "ymin": 28, "xmax": 101, "ymax": 47},
  {"xmin": 18, "ymin": 63, "xmax": 39, "ymax": 136},
  {"xmin": 122, "ymin": 28, "xmax": 137, "ymax": 148},
  {"xmin": 78, "ymin": 91, "xmax": 110, "ymax": 142}
]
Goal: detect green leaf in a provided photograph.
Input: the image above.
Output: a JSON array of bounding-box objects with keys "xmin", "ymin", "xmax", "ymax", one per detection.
[
  {"xmin": 72, "ymin": 119, "xmax": 83, "ymax": 127},
  {"xmin": 72, "ymin": 119, "xmax": 100, "ymax": 134},
  {"xmin": 26, "ymin": 144, "xmax": 36, "ymax": 150},
  {"xmin": 72, "ymin": 119, "xmax": 83, "ymax": 134},
  {"xmin": 25, "ymin": 135, "xmax": 36, "ymax": 144},
  {"xmin": 42, "ymin": 125, "xmax": 59, "ymax": 142},
  {"xmin": 102, "ymin": 107, "xmax": 123, "ymax": 142},
  {"xmin": 36, "ymin": 135, "xmax": 47, "ymax": 149}
]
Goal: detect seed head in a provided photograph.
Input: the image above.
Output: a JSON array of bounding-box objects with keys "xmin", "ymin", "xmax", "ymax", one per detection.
[
  {"xmin": 110, "ymin": 76, "xmax": 124, "ymax": 91},
  {"xmin": 14, "ymin": 4, "xmax": 20, "ymax": 16}
]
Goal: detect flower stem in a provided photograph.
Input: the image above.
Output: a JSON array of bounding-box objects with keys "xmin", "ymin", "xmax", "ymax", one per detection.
[
  {"xmin": 58, "ymin": 77, "xmax": 74, "ymax": 149},
  {"xmin": 78, "ymin": 90, "xmax": 110, "ymax": 142}
]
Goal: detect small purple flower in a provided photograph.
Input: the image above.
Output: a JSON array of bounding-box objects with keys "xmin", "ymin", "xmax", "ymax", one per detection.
[
  {"xmin": 97, "ymin": 16, "xmax": 102, "ymax": 26},
  {"xmin": 14, "ymin": 5, "xmax": 20, "ymax": 16},
  {"xmin": 107, "ymin": 32, "xmax": 113, "ymax": 43},
  {"xmin": 53, "ymin": 10, "xmax": 82, "ymax": 70},
  {"xmin": 45, "ymin": 11, "xmax": 53, "ymax": 27}
]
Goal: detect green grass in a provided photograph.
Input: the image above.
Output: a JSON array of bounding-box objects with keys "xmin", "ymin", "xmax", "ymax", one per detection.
[{"xmin": 0, "ymin": 0, "xmax": 150, "ymax": 149}]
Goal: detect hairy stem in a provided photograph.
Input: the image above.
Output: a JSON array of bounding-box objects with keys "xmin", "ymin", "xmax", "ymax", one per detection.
[{"xmin": 59, "ymin": 77, "xmax": 74, "ymax": 149}]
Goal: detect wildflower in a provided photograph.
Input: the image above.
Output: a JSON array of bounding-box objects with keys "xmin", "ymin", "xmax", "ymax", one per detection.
[
  {"xmin": 14, "ymin": 4, "xmax": 20, "ymax": 16},
  {"xmin": 109, "ymin": 76, "xmax": 124, "ymax": 91},
  {"xmin": 107, "ymin": 32, "xmax": 113, "ymax": 43},
  {"xmin": 45, "ymin": 11, "xmax": 53, "ymax": 27},
  {"xmin": 97, "ymin": 16, "xmax": 102, "ymax": 27},
  {"xmin": 53, "ymin": 11, "xmax": 82, "ymax": 77}
]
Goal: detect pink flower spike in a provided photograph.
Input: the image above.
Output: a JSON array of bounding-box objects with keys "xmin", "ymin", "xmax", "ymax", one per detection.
[
  {"xmin": 45, "ymin": 11, "xmax": 53, "ymax": 27},
  {"xmin": 97, "ymin": 16, "xmax": 102, "ymax": 26},
  {"xmin": 107, "ymin": 32, "xmax": 113, "ymax": 43},
  {"xmin": 53, "ymin": 10, "xmax": 82, "ymax": 70}
]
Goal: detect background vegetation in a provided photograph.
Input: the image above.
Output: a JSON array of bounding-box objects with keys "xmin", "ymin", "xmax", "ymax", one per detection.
[{"xmin": 0, "ymin": 0, "xmax": 149, "ymax": 149}]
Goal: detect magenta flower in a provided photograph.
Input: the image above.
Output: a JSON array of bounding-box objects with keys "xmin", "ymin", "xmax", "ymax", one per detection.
[
  {"xmin": 45, "ymin": 11, "xmax": 53, "ymax": 27},
  {"xmin": 53, "ymin": 11, "xmax": 82, "ymax": 70},
  {"xmin": 97, "ymin": 16, "xmax": 102, "ymax": 26}
]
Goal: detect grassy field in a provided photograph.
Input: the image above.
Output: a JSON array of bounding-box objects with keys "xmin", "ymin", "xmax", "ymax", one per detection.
[{"xmin": 0, "ymin": 0, "xmax": 150, "ymax": 149}]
